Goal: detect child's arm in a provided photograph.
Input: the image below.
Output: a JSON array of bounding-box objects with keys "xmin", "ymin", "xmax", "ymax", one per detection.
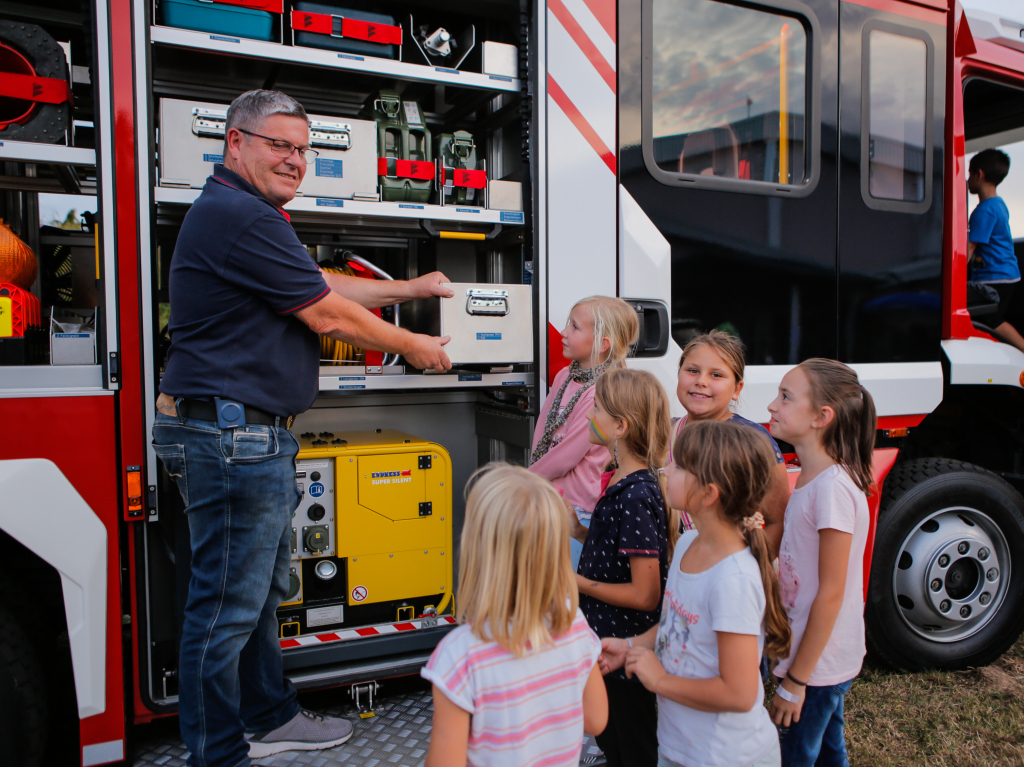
[
  {"xmin": 562, "ymin": 497, "xmax": 589, "ymax": 543},
  {"xmin": 424, "ymin": 684, "xmax": 471, "ymax": 767},
  {"xmin": 625, "ymin": 632, "xmax": 762, "ymax": 713},
  {"xmin": 529, "ymin": 398, "xmax": 598, "ymax": 481},
  {"xmin": 770, "ymin": 527, "xmax": 853, "ymax": 726},
  {"xmin": 581, "ymin": 663, "xmax": 609, "ymax": 735},
  {"xmin": 599, "ymin": 625, "xmax": 659, "ymax": 674},
  {"xmin": 763, "ymin": 463, "xmax": 790, "ymax": 558},
  {"xmin": 576, "ymin": 556, "xmax": 661, "ymax": 611}
]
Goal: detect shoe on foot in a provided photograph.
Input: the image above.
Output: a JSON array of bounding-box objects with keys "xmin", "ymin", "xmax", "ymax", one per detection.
[{"xmin": 247, "ymin": 709, "xmax": 354, "ymax": 758}]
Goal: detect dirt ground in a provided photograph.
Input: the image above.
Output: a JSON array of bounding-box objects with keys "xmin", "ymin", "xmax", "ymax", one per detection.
[{"xmin": 840, "ymin": 636, "xmax": 1024, "ymax": 767}]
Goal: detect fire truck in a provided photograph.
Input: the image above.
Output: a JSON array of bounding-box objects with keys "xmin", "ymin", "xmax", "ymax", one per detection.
[{"xmin": 3, "ymin": 0, "xmax": 1024, "ymax": 763}]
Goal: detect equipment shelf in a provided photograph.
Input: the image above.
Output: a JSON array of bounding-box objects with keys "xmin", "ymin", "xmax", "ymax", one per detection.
[
  {"xmin": 149, "ymin": 25, "xmax": 522, "ymax": 94},
  {"xmin": 0, "ymin": 365, "xmax": 105, "ymax": 397},
  {"xmin": 154, "ymin": 186, "xmax": 525, "ymax": 226},
  {"xmin": 318, "ymin": 369, "xmax": 534, "ymax": 393},
  {"xmin": 0, "ymin": 141, "xmax": 96, "ymax": 167}
]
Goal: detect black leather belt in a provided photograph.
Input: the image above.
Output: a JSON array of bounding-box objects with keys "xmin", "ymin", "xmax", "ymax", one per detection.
[{"xmin": 178, "ymin": 398, "xmax": 293, "ymax": 428}]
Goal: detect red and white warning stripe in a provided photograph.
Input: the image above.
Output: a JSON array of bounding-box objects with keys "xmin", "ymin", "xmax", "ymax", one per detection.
[{"xmin": 280, "ymin": 615, "xmax": 457, "ymax": 650}]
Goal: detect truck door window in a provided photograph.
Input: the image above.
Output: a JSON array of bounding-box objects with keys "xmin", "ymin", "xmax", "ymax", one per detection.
[
  {"xmin": 865, "ymin": 30, "xmax": 929, "ymax": 204},
  {"xmin": 645, "ymin": 0, "xmax": 812, "ymax": 192}
]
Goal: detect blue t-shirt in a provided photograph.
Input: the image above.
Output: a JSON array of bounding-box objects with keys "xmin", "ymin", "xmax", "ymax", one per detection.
[
  {"xmin": 969, "ymin": 196, "xmax": 1019, "ymax": 283},
  {"xmin": 578, "ymin": 469, "xmax": 668, "ymax": 679},
  {"xmin": 160, "ymin": 165, "xmax": 330, "ymax": 417}
]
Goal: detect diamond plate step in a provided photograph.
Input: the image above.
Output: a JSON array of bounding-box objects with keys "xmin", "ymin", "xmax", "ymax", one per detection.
[{"xmin": 131, "ymin": 690, "xmax": 606, "ymax": 766}]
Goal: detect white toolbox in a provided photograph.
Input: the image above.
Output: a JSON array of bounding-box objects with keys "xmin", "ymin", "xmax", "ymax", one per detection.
[
  {"xmin": 157, "ymin": 98, "xmax": 378, "ymax": 199},
  {"xmin": 439, "ymin": 283, "xmax": 533, "ymax": 364}
]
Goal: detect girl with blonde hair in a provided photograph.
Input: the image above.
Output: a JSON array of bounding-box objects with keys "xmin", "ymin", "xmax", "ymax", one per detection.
[
  {"xmin": 563, "ymin": 367, "xmax": 675, "ymax": 767},
  {"xmin": 422, "ymin": 463, "xmax": 608, "ymax": 767},
  {"xmin": 530, "ymin": 296, "xmax": 640, "ymax": 568}
]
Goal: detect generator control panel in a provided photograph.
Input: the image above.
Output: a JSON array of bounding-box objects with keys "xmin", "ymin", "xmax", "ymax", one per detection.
[{"xmin": 293, "ymin": 457, "xmax": 336, "ymax": 559}]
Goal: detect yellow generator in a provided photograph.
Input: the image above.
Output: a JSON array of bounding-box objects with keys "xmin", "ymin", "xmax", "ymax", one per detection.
[{"xmin": 277, "ymin": 430, "xmax": 453, "ymax": 638}]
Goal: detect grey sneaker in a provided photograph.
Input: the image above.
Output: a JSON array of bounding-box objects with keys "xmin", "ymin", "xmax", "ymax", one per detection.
[{"xmin": 247, "ymin": 709, "xmax": 354, "ymax": 758}]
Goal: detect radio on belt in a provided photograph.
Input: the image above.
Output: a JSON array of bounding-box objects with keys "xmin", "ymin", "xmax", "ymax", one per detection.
[
  {"xmin": 438, "ymin": 283, "xmax": 533, "ymax": 365},
  {"xmin": 158, "ymin": 98, "xmax": 378, "ymax": 200}
]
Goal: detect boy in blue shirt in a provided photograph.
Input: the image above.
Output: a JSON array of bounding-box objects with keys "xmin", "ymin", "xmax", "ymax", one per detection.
[{"xmin": 968, "ymin": 148, "xmax": 1024, "ymax": 352}]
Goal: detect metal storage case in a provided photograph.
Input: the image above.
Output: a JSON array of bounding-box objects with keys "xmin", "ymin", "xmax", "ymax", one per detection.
[
  {"xmin": 158, "ymin": 98, "xmax": 378, "ymax": 200},
  {"xmin": 439, "ymin": 283, "xmax": 533, "ymax": 364}
]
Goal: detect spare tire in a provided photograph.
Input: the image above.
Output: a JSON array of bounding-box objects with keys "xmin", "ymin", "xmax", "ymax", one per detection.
[
  {"xmin": 866, "ymin": 458, "xmax": 1024, "ymax": 670},
  {"xmin": 0, "ymin": 20, "xmax": 71, "ymax": 144}
]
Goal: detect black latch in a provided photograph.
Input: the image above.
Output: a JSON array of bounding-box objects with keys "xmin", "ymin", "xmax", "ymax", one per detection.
[
  {"xmin": 419, "ymin": 502, "xmax": 433, "ymax": 517},
  {"xmin": 419, "ymin": 455, "xmax": 432, "ymax": 470}
]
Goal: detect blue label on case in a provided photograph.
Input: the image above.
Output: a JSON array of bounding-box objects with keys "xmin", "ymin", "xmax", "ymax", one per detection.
[
  {"xmin": 477, "ymin": 333, "xmax": 501, "ymax": 340},
  {"xmin": 315, "ymin": 158, "xmax": 343, "ymax": 178},
  {"xmin": 488, "ymin": 74, "xmax": 514, "ymax": 82},
  {"xmin": 502, "ymin": 381, "xmax": 526, "ymax": 386},
  {"xmin": 456, "ymin": 207, "xmax": 480, "ymax": 214},
  {"xmin": 210, "ymin": 35, "xmax": 240, "ymax": 43},
  {"xmin": 337, "ymin": 376, "xmax": 365, "ymax": 381},
  {"xmin": 338, "ymin": 53, "xmax": 364, "ymax": 61},
  {"xmin": 316, "ymin": 199, "xmax": 344, "ymax": 207},
  {"xmin": 458, "ymin": 374, "xmax": 483, "ymax": 381},
  {"xmin": 500, "ymin": 211, "xmax": 524, "ymax": 223},
  {"xmin": 338, "ymin": 384, "xmax": 366, "ymax": 389},
  {"xmin": 399, "ymin": 203, "xmax": 424, "ymax": 209},
  {"xmin": 435, "ymin": 66, "xmax": 460, "ymax": 74},
  {"xmin": 54, "ymin": 333, "xmax": 91, "ymax": 338},
  {"xmin": 203, "ymin": 153, "xmax": 223, "ymax": 163}
]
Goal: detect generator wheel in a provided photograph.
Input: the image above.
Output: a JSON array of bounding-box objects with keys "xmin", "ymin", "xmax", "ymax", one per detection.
[
  {"xmin": 866, "ymin": 458, "xmax": 1024, "ymax": 671},
  {"xmin": 0, "ymin": 20, "xmax": 70, "ymax": 143},
  {"xmin": 0, "ymin": 605, "xmax": 48, "ymax": 767}
]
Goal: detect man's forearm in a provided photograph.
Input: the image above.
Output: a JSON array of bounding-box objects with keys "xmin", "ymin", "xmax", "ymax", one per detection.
[
  {"xmin": 320, "ymin": 307, "xmax": 416, "ymax": 355},
  {"xmin": 322, "ymin": 271, "xmax": 412, "ymax": 309}
]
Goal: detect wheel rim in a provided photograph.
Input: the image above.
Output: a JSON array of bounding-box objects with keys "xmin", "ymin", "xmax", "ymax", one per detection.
[{"xmin": 892, "ymin": 506, "xmax": 1010, "ymax": 642}]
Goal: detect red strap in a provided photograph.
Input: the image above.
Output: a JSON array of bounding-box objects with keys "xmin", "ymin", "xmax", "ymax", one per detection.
[
  {"xmin": 291, "ymin": 11, "xmax": 402, "ymax": 45},
  {"xmin": 0, "ymin": 72, "xmax": 72, "ymax": 106},
  {"xmin": 444, "ymin": 168, "xmax": 487, "ymax": 189},
  {"xmin": 377, "ymin": 157, "xmax": 435, "ymax": 180}
]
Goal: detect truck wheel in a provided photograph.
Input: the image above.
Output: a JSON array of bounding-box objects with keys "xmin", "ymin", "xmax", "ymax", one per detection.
[
  {"xmin": 0, "ymin": 606, "xmax": 47, "ymax": 766},
  {"xmin": 866, "ymin": 458, "xmax": 1024, "ymax": 671}
]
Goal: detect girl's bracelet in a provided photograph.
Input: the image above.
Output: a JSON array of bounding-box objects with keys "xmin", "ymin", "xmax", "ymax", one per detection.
[
  {"xmin": 626, "ymin": 637, "xmax": 633, "ymax": 649},
  {"xmin": 775, "ymin": 685, "xmax": 800, "ymax": 704},
  {"xmin": 786, "ymin": 671, "xmax": 808, "ymax": 687}
]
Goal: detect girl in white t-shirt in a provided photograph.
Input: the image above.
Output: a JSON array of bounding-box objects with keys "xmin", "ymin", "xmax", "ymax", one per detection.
[
  {"xmin": 766, "ymin": 359, "xmax": 876, "ymax": 767},
  {"xmin": 422, "ymin": 463, "xmax": 608, "ymax": 767},
  {"xmin": 599, "ymin": 420, "xmax": 792, "ymax": 767}
]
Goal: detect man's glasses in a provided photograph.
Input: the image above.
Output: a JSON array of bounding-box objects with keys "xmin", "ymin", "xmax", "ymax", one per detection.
[{"xmin": 238, "ymin": 129, "xmax": 319, "ymax": 164}]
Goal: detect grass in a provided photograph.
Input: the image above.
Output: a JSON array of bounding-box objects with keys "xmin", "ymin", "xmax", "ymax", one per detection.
[{"xmin": 839, "ymin": 636, "xmax": 1024, "ymax": 766}]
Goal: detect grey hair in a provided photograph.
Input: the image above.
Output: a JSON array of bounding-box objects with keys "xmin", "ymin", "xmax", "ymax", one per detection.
[{"xmin": 223, "ymin": 89, "xmax": 309, "ymax": 154}]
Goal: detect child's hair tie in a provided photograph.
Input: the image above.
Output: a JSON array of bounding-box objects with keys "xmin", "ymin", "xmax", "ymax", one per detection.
[{"xmin": 742, "ymin": 512, "xmax": 765, "ymax": 531}]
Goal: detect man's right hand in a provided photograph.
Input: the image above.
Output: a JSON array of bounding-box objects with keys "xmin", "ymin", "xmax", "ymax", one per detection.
[{"xmin": 403, "ymin": 334, "xmax": 452, "ymax": 372}]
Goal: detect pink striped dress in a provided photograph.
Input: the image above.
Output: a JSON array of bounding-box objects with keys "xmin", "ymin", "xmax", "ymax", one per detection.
[{"xmin": 421, "ymin": 609, "xmax": 601, "ymax": 767}]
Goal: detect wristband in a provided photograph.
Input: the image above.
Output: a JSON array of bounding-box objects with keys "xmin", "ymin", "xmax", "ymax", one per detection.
[
  {"xmin": 626, "ymin": 637, "xmax": 633, "ymax": 649},
  {"xmin": 786, "ymin": 671, "xmax": 808, "ymax": 687},
  {"xmin": 775, "ymin": 685, "xmax": 800, "ymax": 704}
]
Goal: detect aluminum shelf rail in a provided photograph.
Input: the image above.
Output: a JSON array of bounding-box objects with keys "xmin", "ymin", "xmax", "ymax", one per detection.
[
  {"xmin": 0, "ymin": 141, "xmax": 97, "ymax": 166},
  {"xmin": 150, "ymin": 25, "xmax": 521, "ymax": 93},
  {"xmin": 318, "ymin": 369, "xmax": 534, "ymax": 392},
  {"xmin": 154, "ymin": 185, "xmax": 525, "ymax": 225}
]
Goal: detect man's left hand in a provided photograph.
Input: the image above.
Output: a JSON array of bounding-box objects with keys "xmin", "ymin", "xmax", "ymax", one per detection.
[{"xmin": 409, "ymin": 272, "xmax": 455, "ymax": 300}]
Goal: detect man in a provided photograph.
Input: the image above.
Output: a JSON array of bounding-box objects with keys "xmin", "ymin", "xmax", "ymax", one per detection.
[{"xmin": 152, "ymin": 89, "xmax": 453, "ymax": 767}]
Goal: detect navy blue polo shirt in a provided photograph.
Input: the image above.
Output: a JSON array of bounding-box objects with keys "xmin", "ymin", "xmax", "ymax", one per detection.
[{"xmin": 160, "ymin": 165, "xmax": 330, "ymax": 417}]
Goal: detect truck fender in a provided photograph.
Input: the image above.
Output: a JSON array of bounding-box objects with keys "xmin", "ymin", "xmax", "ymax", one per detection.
[{"xmin": 0, "ymin": 459, "xmax": 106, "ymax": 718}]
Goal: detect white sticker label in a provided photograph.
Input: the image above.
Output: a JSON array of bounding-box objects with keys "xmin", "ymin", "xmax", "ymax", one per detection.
[
  {"xmin": 351, "ymin": 584, "xmax": 369, "ymax": 602},
  {"xmin": 307, "ymin": 605, "xmax": 344, "ymax": 627},
  {"xmin": 403, "ymin": 101, "xmax": 422, "ymax": 125}
]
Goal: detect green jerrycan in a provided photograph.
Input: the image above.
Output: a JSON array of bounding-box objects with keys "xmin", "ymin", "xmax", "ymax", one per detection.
[
  {"xmin": 364, "ymin": 89, "xmax": 433, "ymax": 203},
  {"xmin": 435, "ymin": 131, "xmax": 485, "ymax": 206}
]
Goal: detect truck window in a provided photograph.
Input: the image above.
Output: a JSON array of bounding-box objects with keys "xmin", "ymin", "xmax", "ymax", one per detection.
[
  {"xmin": 864, "ymin": 29, "xmax": 930, "ymax": 205},
  {"xmin": 646, "ymin": 0, "xmax": 810, "ymax": 190}
]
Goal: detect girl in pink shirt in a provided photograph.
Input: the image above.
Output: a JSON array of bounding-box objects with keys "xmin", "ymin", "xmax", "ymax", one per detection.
[
  {"xmin": 766, "ymin": 359, "xmax": 877, "ymax": 767},
  {"xmin": 530, "ymin": 296, "xmax": 639, "ymax": 567}
]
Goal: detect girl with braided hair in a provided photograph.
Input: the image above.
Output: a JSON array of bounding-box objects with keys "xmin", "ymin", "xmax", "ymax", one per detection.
[{"xmin": 529, "ymin": 296, "xmax": 639, "ymax": 568}]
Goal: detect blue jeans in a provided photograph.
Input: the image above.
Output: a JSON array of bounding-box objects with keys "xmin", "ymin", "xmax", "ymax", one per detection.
[
  {"xmin": 153, "ymin": 410, "xmax": 302, "ymax": 767},
  {"xmin": 779, "ymin": 679, "xmax": 854, "ymax": 767}
]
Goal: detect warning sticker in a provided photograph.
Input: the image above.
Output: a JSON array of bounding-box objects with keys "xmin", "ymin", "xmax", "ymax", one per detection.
[
  {"xmin": 351, "ymin": 585, "xmax": 368, "ymax": 603},
  {"xmin": 403, "ymin": 101, "xmax": 422, "ymax": 125}
]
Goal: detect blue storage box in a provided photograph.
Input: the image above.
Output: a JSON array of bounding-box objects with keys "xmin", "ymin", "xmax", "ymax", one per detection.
[
  {"xmin": 291, "ymin": 4, "xmax": 399, "ymax": 59},
  {"xmin": 160, "ymin": 0, "xmax": 278, "ymax": 41}
]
